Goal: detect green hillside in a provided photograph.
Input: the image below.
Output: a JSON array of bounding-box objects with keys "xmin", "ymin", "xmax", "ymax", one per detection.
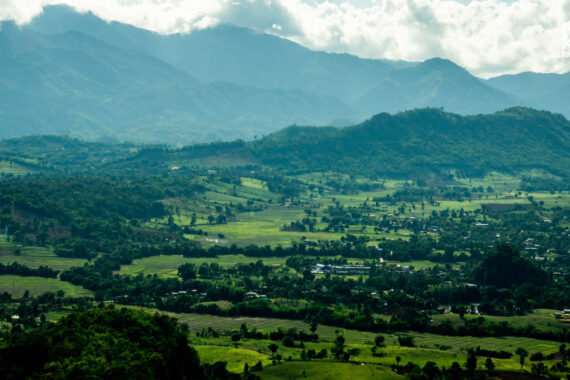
[
  {"xmin": 251, "ymin": 107, "xmax": 570, "ymax": 178},
  {"xmin": 1, "ymin": 108, "xmax": 569, "ymax": 180}
]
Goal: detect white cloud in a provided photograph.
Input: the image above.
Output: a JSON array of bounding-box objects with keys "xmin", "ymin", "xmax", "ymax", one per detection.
[{"xmin": 1, "ymin": 0, "xmax": 569, "ymax": 77}]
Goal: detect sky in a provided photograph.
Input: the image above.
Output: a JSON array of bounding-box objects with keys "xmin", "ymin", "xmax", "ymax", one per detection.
[{"xmin": 1, "ymin": 0, "xmax": 569, "ymax": 78}]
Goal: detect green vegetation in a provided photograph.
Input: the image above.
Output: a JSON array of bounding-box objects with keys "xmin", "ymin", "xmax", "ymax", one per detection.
[
  {"xmin": 194, "ymin": 345, "xmax": 272, "ymax": 373},
  {"xmin": 0, "ymin": 242, "xmax": 88, "ymax": 271},
  {"xmin": 121, "ymin": 255, "xmax": 288, "ymax": 278},
  {"xmin": 259, "ymin": 362, "xmax": 402, "ymax": 380},
  {"xmin": 0, "ymin": 275, "xmax": 92, "ymax": 298},
  {"xmin": 0, "ymin": 307, "xmax": 217, "ymax": 379},
  {"xmin": 0, "ymin": 112, "xmax": 569, "ymax": 379}
]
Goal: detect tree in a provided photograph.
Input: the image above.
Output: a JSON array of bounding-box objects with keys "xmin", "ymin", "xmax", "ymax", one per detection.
[
  {"xmin": 466, "ymin": 348, "xmax": 477, "ymax": 372},
  {"xmin": 231, "ymin": 333, "xmax": 241, "ymax": 347},
  {"xmin": 268, "ymin": 343, "xmax": 278, "ymax": 358},
  {"xmin": 302, "ymin": 269, "xmax": 315, "ymax": 281},
  {"xmin": 484, "ymin": 357, "xmax": 495, "ymax": 371},
  {"xmin": 332, "ymin": 335, "xmax": 345, "ymax": 360},
  {"xmin": 474, "ymin": 244, "xmax": 547, "ymax": 288},
  {"xmin": 531, "ymin": 362, "xmax": 548, "ymax": 376},
  {"xmin": 374, "ymin": 335, "xmax": 385, "ymax": 347},
  {"xmin": 447, "ymin": 362, "xmax": 463, "ymax": 379},
  {"xmin": 398, "ymin": 335, "xmax": 415, "ymax": 347},
  {"xmin": 423, "ymin": 362, "xmax": 441, "ymax": 378},
  {"xmin": 516, "ymin": 347, "xmax": 528, "ymax": 370},
  {"xmin": 309, "ymin": 319, "xmax": 318, "ymax": 334},
  {"xmin": 456, "ymin": 305, "xmax": 467, "ymax": 320},
  {"xmin": 0, "ymin": 307, "xmax": 205, "ymax": 379},
  {"xmin": 177, "ymin": 263, "xmax": 196, "ymax": 280}
]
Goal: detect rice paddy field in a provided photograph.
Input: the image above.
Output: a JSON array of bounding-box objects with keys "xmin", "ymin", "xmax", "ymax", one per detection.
[
  {"xmin": 0, "ymin": 160, "xmax": 35, "ymax": 176},
  {"xmin": 3, "ymin": 170, "xmax": 569, "ymax": 378},
  {"xmin": 258, "ymin": 362, "xmax": 403, "ymax": 380},
  {"xmin": 126, "ymin": 307, "xmax": 564, "ymax": 374},
  {"xmin": 119, "ymin": 254, "xmax": 289, "ymax": 278},
  {"xmin": 0, "ymin": 275, "xmax": 92, "ymax": 298},
  {"xmin": 432, "ymin": 309, "xmax": 570, "ymax": 334},
  {"xmin": 0, "ymin": 241, "xmax": 89, "ymax": 271},
  {"xmin": 145, "ymin": 170, "xmax": 570, "ymax": 253}
]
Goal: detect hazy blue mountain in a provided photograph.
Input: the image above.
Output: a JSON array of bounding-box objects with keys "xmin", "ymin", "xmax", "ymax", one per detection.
[
  {"xmin": 0, "ymin": 21, "xmax": 352, "ymax": 144},
  {"xmin": 26, "ymin": 5, "xmax": 398, "ymax": 101},
  {"xmin": 487, "ymin": 72, "xmax": 570, "ymax": 118},
  {"xmin": 354, "ymin": 58, "xmax": 522, "ymax": 115},
  {"xmin": 7, "ymin": 4, "xmax": 569, "ymax": 145}
]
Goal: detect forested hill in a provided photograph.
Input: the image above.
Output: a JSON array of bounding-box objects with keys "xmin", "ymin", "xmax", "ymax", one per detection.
[
  {"xmin": 253, "ymin": 107, "xmax": 570, "ymax": 177},
  {"xmin": 1, "ymin": 108, "xmax": 569, "ymax": 179}
]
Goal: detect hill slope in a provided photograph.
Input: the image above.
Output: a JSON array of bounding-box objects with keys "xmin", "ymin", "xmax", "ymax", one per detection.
[
  {"xmin": 2, "ymin": 4, "xmax": 566, "ymax": 146},
  {"xmin": 251, "ymin": 107, "xmax": 570, "ymax": 177},
  {"xmin": 26, "ymin": 5, "xmax": 398, "ymax": 101},
  {"xmin": 1, "ymin": 108, "xmax": 569, "ymax": 179}
]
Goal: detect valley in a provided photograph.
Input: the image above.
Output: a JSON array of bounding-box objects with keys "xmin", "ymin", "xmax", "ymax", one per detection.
[{"xmin": 0, "ymin": 120, "xmax": 569, "ymax": 378}]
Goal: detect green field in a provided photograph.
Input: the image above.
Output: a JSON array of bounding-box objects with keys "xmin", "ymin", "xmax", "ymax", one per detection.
[
  {"xmin": 194, "ymin": 345, "xmax": 272, "ymax": 373},
  {"xmin": 432, "ymin": 309, "xmax": 568, "ymax": 334},
  {"xmin": 149, "ymin": 170, "xmax": 570, "ymax": 251},
  {"xmin": 0, "ymin": 241, "xmax": 89, "ymax": 271},
  {"xmin": 0, "ymin": 160, "xmax": 35, "ymax": 175},
  {"xmin": 126, "ymin": 307, "xmax": 563, "ymax": 374},
  {"xmin": 120, "ymin": 254, "xmax": 289, "ymax": 278},
  {"xmin": 258, "ymin": 361, "xmax": 403, "ymax": 380},
  {"xmin": 195, "ymin": 205, "xmax": 343, "ymax": 247},
  {"xmin": 0, "ymin": 275, "xmax": 92, "ymax": 298}
]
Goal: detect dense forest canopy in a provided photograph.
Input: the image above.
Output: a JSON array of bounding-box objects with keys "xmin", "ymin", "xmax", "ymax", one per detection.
[{"xmin": 0, "ymin": 306, "xmax": 205, "ymax": 379}]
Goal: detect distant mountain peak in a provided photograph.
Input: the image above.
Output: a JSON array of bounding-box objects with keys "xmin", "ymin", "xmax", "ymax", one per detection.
[{"xmin": 415, "ymin": 57, "xmax": 469, "ymax": 74}]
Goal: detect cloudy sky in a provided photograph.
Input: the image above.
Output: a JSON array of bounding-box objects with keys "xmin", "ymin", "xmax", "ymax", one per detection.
[{"xmin": 1, "ymin": 0, "xmax": 569, "ymax": 77}]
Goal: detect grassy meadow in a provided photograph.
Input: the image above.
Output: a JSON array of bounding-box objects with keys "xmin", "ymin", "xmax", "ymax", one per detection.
[
  {"xmin": 0, "ymin": 275, "xmax": 92, "ymax": 298},
  {"xmin": 0, "ymin": 241, "xmax": 89, "ymax": 271},
  {"xmin": 120, "ymin": 254, "xmax": 289, "ymax": 278},
  {"xmin": 125, "ymin": 307, "xmax": 563, "ymax": 374}
]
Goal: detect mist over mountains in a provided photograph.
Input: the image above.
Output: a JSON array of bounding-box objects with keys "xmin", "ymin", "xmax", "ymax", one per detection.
[{"xmin": 0, "ymin": 5, "xmax": 569, "ymax": 145}]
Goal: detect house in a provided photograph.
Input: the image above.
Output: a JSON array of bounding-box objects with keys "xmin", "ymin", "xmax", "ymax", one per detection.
[
  {"xmin": 245, "ymin": 291, "xmax": 260, "ymax": 300},
  {"xmin": 310, "ymin": 263, "xmax": 369, "ymax": 275},
  {"xmin": 245, "ymin": 291, "xmax": 270, "ymax": 301},
  {"xmin": 311, "ymin": 263, "xmax": 332, "ymax": 274}
]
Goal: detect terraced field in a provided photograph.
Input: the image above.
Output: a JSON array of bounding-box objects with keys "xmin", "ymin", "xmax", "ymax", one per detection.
[
  {"xmin": 127, "ymin": 307, "xmax": 563, "ymax": 374},
  {"xmin": 0, "ymin": 241, "xmax": 88, "ymax": 271},
  {"xmin": 119, "ymin": 254, "xmax": 289, "ymax": 278},
  {"xmin": 0, "ymin": 275, "xmax": 92, "ymax": 298}
]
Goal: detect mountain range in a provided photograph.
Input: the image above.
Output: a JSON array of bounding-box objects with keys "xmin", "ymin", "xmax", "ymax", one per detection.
[{"xmin": 0, "ymin": 5, "xmax": 568, "ymax": 145}]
